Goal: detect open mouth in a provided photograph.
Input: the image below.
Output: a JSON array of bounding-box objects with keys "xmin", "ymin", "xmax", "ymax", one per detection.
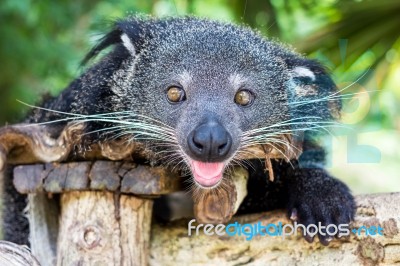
[{"xmin": 190, "ymin": 160, "xmax": 225, "ymax": 188}]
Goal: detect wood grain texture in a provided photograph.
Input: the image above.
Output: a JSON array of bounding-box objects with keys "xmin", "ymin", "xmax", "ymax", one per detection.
[
  {"xmin": 56, "ymin": 191, "xmax": 153, "ymax": 266},
  {"xmin": 13, "ymin": 161, "xmax": 182, "ymax": 195},
  {"xmin": 0, "ymin": 123, "xmax": 300, "ymax": 171},
  {"xmin": 27, "ymin": 193, "xmax": 59, "ymax": 266},
  {"xmin": 0, "ymin": 240, "xmax": 40, "ymax": 266},
  {"xmin": 1, "ymin": 193, "xmax": 399, "ymax": 265},
  {"xmin": 193, "ymin": 166, "xmax": 248, "ymax": 224},
  {"xmin": 150, "ymin": 193, "xmax": 400, "ymax": 266}
]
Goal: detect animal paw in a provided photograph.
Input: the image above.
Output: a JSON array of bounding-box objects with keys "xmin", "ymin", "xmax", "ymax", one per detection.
[{"xmin": 287, "ymin": 173, "xmax": 355, "ymax": 245}]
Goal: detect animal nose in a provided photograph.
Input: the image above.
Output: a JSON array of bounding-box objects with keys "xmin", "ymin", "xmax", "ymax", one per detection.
[{"xmin": 188, "ymin": 120, "xmax": 232, "ymax": 161}]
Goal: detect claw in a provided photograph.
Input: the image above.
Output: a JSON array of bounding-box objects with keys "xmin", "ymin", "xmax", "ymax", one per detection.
[
  {"xmin": 304, "ymin": 233, "xmax": 315, "ymax": 243},
  {"xmin": 290, "ymin": 208, "xmax": 298, "ymax": 221},
  {"xmin": 319, "ymin": 236, "xmax": 333, "ymax": 246}
]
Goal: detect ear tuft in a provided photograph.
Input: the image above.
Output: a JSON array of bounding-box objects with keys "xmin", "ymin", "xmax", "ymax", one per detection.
[
  {"xmin": 80, "ymin": 28, "xmax": 123, "ymax": 66},
  {"xmin": 290, "ymin": 67, "xmax": 318, "ymax": 97},
  {"xmin": 120, "ymin": 33, "xmax": 136, "ymax": 56},
  {"xmin": 286, "ymin": 57, "xmax": 341, "ymax": 120},
  {"xmin": 80, "ymin": 18, "xmax": 146, "ymax": 66},
  {"xmin": 292, "ymin": 66, "xmax": 316, "ymax": 81}
]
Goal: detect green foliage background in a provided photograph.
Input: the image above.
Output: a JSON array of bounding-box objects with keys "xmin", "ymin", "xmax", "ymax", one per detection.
[{"xmin": 0, "ymin": 0, "xmax": 399, "ymax": 193}]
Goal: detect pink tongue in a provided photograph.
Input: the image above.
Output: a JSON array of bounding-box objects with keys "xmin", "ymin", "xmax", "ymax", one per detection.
[{"xmin": 192, "ymin": 161, "xmax": 224, "ymax": 187}]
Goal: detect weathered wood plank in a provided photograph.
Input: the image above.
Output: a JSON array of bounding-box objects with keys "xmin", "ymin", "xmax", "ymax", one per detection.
[
  {"xmin": 89, "ymin": 161, "xmax": 122, "ymax": 191},
  {"xmin": 56, "ymin": 191, "xmax": 153, "ymax": 266},
  {"xmin": 13, "ymin": 161, "xmax": 182, "ymax": 195},
  {"xmin": 57, "ymin": 192, "xmax": 122, "ymax": 266},
  {"xmin": 13, "ymin": 164, "xmax": 44, "ymax": 193},
  {"xmin": 120, "ymin": 196, "xmax": 153, "ymax": 265},
  {"xmin": 64, "ymin": 162, "xmax": 91, "ymax": 190},
  {"xmin": 27, "ymin": 193, "xmax": 59, "ymax": 266},
  {"xmin": 120, "ymin": 165, "xmax": 182, "ymax": 195}
]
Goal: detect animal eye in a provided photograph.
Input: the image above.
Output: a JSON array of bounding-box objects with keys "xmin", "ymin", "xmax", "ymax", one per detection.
[
  {"xmin": 166, "ymin": 86, "xmax": 186, "ymax": 103},
  {"xmin": 234, "ymin": 89, "xmax": 254, "ymax": 106}
]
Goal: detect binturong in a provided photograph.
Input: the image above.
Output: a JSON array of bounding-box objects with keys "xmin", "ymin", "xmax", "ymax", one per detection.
[{"xmin": 6, "ymin": 16, "xmax": 355, "ymax": 246}]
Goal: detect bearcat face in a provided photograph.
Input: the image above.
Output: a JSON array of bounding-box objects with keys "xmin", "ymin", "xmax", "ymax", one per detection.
[{"xmin": 81, "ymin": 17, "xmax": 339, "ymax": 188}]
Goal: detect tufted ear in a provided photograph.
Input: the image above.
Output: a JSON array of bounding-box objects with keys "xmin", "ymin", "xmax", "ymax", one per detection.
[
  {"xmin": 286, "ymin": 58, "xmax": 333, "ymax": 96},
  {"xmin": 285, "ymin": 58, "xmax": 341, "ymax": 120},
  {"xmin": 81, "ymin": 19, "xmax": 149, "ymax": 65}
]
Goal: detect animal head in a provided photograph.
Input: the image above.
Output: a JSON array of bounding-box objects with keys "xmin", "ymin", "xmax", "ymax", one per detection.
[{"xmin": 77, "ymin": 16, "xmax": 339, "ymax": 188}]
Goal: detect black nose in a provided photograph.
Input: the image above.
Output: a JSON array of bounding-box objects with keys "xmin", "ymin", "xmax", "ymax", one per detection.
[{"xmin": 187, "ymin": 120, "xmax": 232, "ymax": 161}]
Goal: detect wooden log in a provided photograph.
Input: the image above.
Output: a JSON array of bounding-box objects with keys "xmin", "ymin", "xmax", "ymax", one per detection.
[
  {"xmin": 0, "ymin": 123, "xmax": 301, "ymax": 171},
  {"xmin": 0, "ymin": 123, "xmax": 85, "ymax": 169},
  {"xmin": 150, "ymin": 193, "xmax": 400, "ymax": 266},
  {"xmin": 0, "ymin": 240, "xmax": 40, "ymax": 266},
  {"xmin": 156, "ymin": 166, "xmax": 249, "ymax": 222},
  {"xmin": 193, "ymin": 166, "xmax": 249, "ymax": 224},
  {"xmin": 27, "ymin": 193, "xmax": 59, "ymax": 266},
  {"xmin": 57, "ymin": 191, "xmax": 153, "ymax": 266},
  {"xmin": 2, "ymin": 193, "xmax": 399, "ymax": 265}
]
